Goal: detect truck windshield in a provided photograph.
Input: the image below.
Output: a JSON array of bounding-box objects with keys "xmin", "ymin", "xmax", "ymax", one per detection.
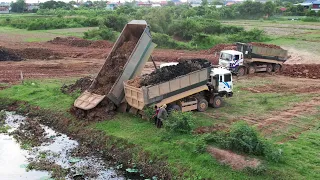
[{"xmin": 220, "ymin": 53, "xmax": 232, "ymax": 61}]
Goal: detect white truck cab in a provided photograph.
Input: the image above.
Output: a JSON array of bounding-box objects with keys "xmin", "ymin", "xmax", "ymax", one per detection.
[
  {"xmin": 210, "ymin": 67, "xmax": 233, "ymax": 97},
  {"xmin": 219, "ymin": 50, "xmax": 244, "ymax": 75}
]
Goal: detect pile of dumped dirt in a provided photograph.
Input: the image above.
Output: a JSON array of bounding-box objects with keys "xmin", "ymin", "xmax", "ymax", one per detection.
[
  {"xmin": 250, "ymin": 42, "xmax": 282, "ymax": 49},
  {"xmin": 281, "ymin": 64, "xmax": 320, "ymax": 79},
  {"xmin": 61, "ymin": 76, "xmax": 93, "ymax": 94},
  {"xmin": 89, "ymin": 40, "xmax": 137, "ymax": 94},
  {"xmin": 49, "ymin": 37, "xmax": 113, "ymax": 49},
  {"xmin": 19, "ymin": 48, "xmax": 62, "ymax": 60},
  {"xmin": 0, "ymin": 47, "xmax": 23, "ymax": 61},
  {"xmin": 127, "ymin": 59, "xmax": 211, "ymax": 88},
  {"xmin": 72, "ymin": 39, "xmax": 138, "ymax": 120}
]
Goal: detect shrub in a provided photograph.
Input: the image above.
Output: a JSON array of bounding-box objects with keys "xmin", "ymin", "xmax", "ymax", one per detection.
[
  {"xmin": 228, "ymin": 28, "xmax": 270, "ymax": 43},
  {"xmin": 164, "ymin": 111, "xmax": 194, "ymax": 134},
  {"xmin": 152, "ymin": 32, "xmax": 191, "ymax": 50},
  {"xmin": 302, "ymin": 17, "xmax": 320, "ymax": 22},
  {"xmin": 205, "ymin": 121, "xmax": 283, "ymax": 162},
  {"xmin": 103, "ymin": 14, "xmax": 128, "ymax": 32},
  {"xmin": 168, "ymin": 19, "xmax": 202, "ymax": 41},
  {"xmin": 84, "ymin": 27, "xmax": 117, "ymax": 41},
  {"xmin": 229, "ymin": 121, "xmax": 264, "ymax": 155},
  {"xmin": 191, "ymin": 34, "xmax": 227, "ymax": 49}
]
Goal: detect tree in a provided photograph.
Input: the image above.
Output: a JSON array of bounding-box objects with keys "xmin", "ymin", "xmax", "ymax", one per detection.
[
  {"xmin": 40, "ymin": 1, "xmax": 71, "ymax": 9},
  {"xmin": 201, "ymin": 0, "xmax": 208, "ymax": 6},
  {"xmin": 167, "ymin": 1, "xmax": 175, "ymax": 6},
  {"xmin": 11, "ymin": 0, "xmax": 26, "ymax": 13},
  {"xmin": 263, "ymin": 1, "xmax": 276, "ymax": 16}
]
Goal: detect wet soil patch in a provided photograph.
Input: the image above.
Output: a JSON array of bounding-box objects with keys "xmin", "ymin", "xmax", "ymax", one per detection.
[
  {"xmin": 61, "ymin": 76, "xmax": 93, "ymax": 94},
  {"xmin": 128, "ymin": 59, "xmax": 211, "ymax": 88},
  {"xmin": 10, "ymin": 117, "xmax": 48, "ymax": 147}
]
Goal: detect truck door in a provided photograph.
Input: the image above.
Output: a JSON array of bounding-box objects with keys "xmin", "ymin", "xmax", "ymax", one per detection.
[{"xmin": 218, "ymin": 74, "xmax": 232, "ymax": 93}]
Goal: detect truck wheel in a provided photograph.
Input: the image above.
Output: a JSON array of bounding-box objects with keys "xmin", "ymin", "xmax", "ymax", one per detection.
[
  {"xmin": 266, "ymin": 64, "xmax": 273, "ymax": 73},
  {"xmin": 197, "ymin": 99, "xmax": 208, "ymax": 112},
  {"xmin": 237, "ymin": 67, "xmax": 246, "ymax": 76},
  {"xmin": 248, "ymin": 66, "xmax": 256, "ymax": 74},
  {"xmin": 273, "ymin": 64, "xmax": 281, "ymax": 73},
  {"xmin": 211, "ymin": 96, "xmax": 223, "ymax": 108},
  {"xmin": 168, "ymin": 104, "xmax": 181, "ymax": 113}
]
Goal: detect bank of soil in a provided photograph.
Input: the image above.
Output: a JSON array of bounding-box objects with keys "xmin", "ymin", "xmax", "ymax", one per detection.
[
  {"xmin": 207, "ymin": 146, "xmax": 261, "ymax": 170},
  {"xmin": 0, "ymin": 47, "xmax": 62, "ymax": 61},
  {"xmin": 0, "ymin": 100, "xmax": 172, "ymax": 179},
  {"xmin": 49, "ymin": 37, "xmax": 113, "ymax": 49}
]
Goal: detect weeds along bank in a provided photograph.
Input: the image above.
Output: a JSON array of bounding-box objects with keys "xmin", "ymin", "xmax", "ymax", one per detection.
[{"xmin": 1, "ymin": 79, "xmax": 320, "ymax": 179}]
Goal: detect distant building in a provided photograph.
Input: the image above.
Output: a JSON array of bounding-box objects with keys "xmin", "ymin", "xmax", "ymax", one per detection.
[
  {"xmin": 106, "ymin": 2, "xmax": 121, "ymax": 10},
  {"xmin": 137, "ymin": 1, "xmax": 152, "ymax": 7},
  {"xmin": 26, "ymin": 3, "xmax": 40, "ymax": 12},
  {"xmin": 0, "ymin": 2, "xmax": 10, "ymax": 14},
  {"xmin": 311, "ymin": 1, "xmax": 320, "ymax": 12}
]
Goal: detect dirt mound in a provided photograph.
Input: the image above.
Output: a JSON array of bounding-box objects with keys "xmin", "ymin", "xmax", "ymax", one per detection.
[
  {"xmin": 207, "ymin": 146, "xmax": 261, "ymax": 170},
  {"xmin": 72, "ymin": 39, "xmax": 138, "ymax": 120},
  {"xmin": 0, "ymin": 47, "xmax": 23, "ymax": 61},
  {"xmin": 18, "ymin": 48, "xmax": 62, "ymax": 60},
  {"xmin": 61, "ymin": 76, "xmax": 93, "ymax": 94},
  {"xmin": 281, "ymin": 64, "xmax": 320, "ymax": 79},
  {"xmin": 49, "ymin": 37, "xmax": 113, "ymax": 49},
  {"xmin": 250, "ymin": 42, "xmax": 282, "ymax": 49},
  {"xmin": 89, "ymin": 40, "xmax": 113, "ymax": 48},
  {"xmin": 128, "ymin": 59, "xmax": 211, "ymax": 88}
]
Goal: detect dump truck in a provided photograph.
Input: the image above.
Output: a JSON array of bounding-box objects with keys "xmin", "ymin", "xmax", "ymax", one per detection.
[
  {"xmin": 219, "ymin": 42, "xmax": 288, "ymax": 76},
  {"xmin": 123, "ymin": 65, "xmax": 233, "ymax": 112},
  {"xmin": 74, "ymin": 20, "xmax": 156, "ymax": 110}
]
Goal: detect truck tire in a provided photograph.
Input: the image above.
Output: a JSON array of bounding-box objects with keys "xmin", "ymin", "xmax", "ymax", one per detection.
[
  {"xmin": 210, "ymin": 96, "xmax": 223, "ymax": 108},
  {"xmin": 168, "ymin": 104, "xmax": 181, "ymax": 113},
  {"xmin": 273, "ymin": 64, "xmax": 281, "ymax": 73},
  {"xmin": 237, "ymin": 67, "xmax": 246, "ymax": 76},
  {"xmin": 266, "ymin": 64, "xmax": 273, "ymax": 73},
  {"xmin": 248, "ymin": 66, "xmax": 256, "ymax": 74},
  {"xmin": 197, "ymin": 99, "xmax": 208, "ymax": 112}
]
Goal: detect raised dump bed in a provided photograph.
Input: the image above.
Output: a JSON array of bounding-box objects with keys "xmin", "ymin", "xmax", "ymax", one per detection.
[
  {"xmin": 74, "ymin": 20, "xmax": 156, "ymax": 110},
  {"xmin": 124, "ymin": 67, "xmax": 211, "ymax": 110}
]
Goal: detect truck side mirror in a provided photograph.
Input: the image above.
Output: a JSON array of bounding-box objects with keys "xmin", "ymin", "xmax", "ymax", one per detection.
[{"xmin": 245, "ymin": 51, "xmax": 248, "ymax": 54}]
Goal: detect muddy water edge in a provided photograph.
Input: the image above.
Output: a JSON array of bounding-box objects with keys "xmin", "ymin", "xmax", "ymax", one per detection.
[
  {"xmin": 0, "ymin": 111, "xmax": 122, "ymax": 179},
  {"xmin": 0, "ymin": 100, "xmax": 172, "ymax": 179}
]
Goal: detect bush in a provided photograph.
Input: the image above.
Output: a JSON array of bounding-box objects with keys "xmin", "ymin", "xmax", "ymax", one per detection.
[
  {"xmin": 164, "ymin": 111, "xmax": 194, "ymax": 134},
  {"xmin": 152, "ymin": 32, "xmax": 191, "ymax": 50},
  {"xmin": 228, "ymin": 28, "xmax": 270, "ymax": 43},
  {"xmin": 302, "ymin": 17, "xmax": 320, "ymax": 22},
  {"xmin": 84, "ymin": 27, "xmax": 117, "ymax": 41},
  {"xmin": 103, "ymin": 14, "xmax": 128, "ymax": 32},
  {"xmin": 204, "ymin": 121, "xmax": 283, "ymax": 162},
  {"xmin": 191, "ymin": 34, "xmax": 227, "ymax": 49},
  {"xmin": 168, "ymin": 19, "xmax": 202, "ymax": 41}
]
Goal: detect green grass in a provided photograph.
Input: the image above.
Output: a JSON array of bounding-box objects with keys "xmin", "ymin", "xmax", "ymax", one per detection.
[
  {"xmin": 0, "ymin": 79, "xmax": 77, "ymax": 111},
  {"xmin": 0, "ymin": 77, "xmax": 319, "ymax": 179},
  {"xmin": 0, "ymin": 26, "xmax": 97, "ymax": 42}
]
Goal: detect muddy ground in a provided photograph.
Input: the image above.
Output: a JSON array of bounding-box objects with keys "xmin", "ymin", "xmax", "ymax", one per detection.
[{"xmin": 0, "ymin": 36, "xmax": 319, "ymax": 84}]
